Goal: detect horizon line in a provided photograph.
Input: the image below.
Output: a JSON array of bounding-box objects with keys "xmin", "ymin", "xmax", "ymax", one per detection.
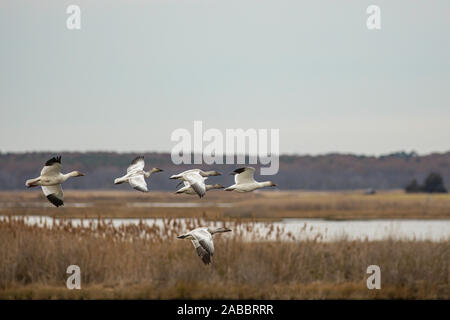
[{"xmin": 1, "ymin": 150, "xmax": 449, "ymax": 158}]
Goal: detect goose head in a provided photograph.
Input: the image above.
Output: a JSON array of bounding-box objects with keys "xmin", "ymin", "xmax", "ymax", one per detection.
[
  {"xmin": 206, "ymin": 184, "xmax": 224, "ymax": 191},
  {"xmin": 209, "ymin": 227, "xmax": 232, "ymax": 234},
  {"xmin": 71, "ymin": 171, "xmax": 85, "ymax": 177},
  {"xmin": 203, "ymin": 170, "xmax": 221, "ymax": 177}
]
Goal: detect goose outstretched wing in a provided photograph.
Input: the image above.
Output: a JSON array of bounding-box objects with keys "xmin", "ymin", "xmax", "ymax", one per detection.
[
  {"xmin": 233, "ymin": 167, "xmax": 256, "ymax": 184},
  {"xmin": 127, "ymin": 156, "xmax": 145, "ymax": 173},
  {"xmin": 184, "ymin": 172, "xmax": 206, "ymax": 198},
  {"xmin": 41, "ymin": 156, "xmax": 62, "ymax": 177},
  {"xmin": 190, "ymin": 229, "xmax": 215, "ymax": 265},
  {"xmin": 191, "ymin": 239, "xmax": 211, "ymax": 265},
  {"xmin": 129, "ymin": 175, "xmax": 148, "ymax": 192},
  {"xmin": 42, "ymin": 184, "xmax": 64, "ymax": 207}
]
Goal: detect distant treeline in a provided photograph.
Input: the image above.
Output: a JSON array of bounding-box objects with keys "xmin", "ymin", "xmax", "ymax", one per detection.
[
  {"xmin": 0, "ymin": 151, "xmax": 449, "ymax": 191},
  {"xmin": 405, "ymin": 172, "xmax": 447, "ymax": 193}
]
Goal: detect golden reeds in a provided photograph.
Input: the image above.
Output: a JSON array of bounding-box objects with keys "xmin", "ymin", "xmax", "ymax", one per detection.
[{"xmin": 0, "ymin": 217, "xmax": 448, "ymax": 299}]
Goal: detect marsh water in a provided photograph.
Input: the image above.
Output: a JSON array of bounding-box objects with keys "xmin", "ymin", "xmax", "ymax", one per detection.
[{"xmin": 3, "ymin": 215, "xmax": 449, "ymax": 242}]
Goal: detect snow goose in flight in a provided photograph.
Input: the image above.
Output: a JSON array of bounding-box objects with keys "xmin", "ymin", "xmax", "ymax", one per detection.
[
  {"xmin": 169, "ymin": 169, "xmax": 221, "ymax": 198},
  {"xmin": 114, "ymin": 156, "xmax": 163, "ymax": 192},
  {"xmin": 224, "ymin": 167, "xmax": 276, "ymax": 192},
  {"xmin": 176, "ymin": 180, "xmax": 224, "ymax": 195},
  {"xmin": 177, "ymin": 227, "xmax": 232, "ymax": 265},
  {"xmin": 25, "ymin": 156, "xmax": 84, "ymax": 207}
]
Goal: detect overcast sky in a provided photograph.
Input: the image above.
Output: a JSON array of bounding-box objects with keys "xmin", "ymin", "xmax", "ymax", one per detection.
[{"xmin": 1, "ymin": 0, "xmax": 449, "ymax": 155}]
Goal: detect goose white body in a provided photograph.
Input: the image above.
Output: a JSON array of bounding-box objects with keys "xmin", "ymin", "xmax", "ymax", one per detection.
[
  {"xmin": 114, "ymin": 156, "xmax": 162, "ymax": 192},
  {"xmin": 177, "ymin": 227, "xmax": 231, "ymax": 265},
  {"xmin": 176, "ymin": 181, "xmax": 224, "ymax": 195},
  {"xmin": 25, "ymin": 156, "xmax": 84, "ymax": 207},
  {"xmin": 170, "ymin": 169, "xmax": 221, "ymax": 198},
  {"xmin": 225, "ymin": 167, "xmax": 276, "ymax": 192}
]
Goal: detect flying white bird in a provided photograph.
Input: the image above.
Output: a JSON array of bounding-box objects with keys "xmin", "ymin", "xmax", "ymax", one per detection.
[
  {"xmin": 175, "ymin": 181, "xmax": 224, "ymax": 195},
  {"xmin": 224, "ymin": 167, "xmax": 276, "ymax": 192},
  {"xmin": 177, "ymin": 227, "xmax": 232, "ymax": 265},
  {"xmin": 25, "ymin": 156, "xmax": 84, "ymax": 207},
  {"xmin": 114, "ymin": 156, "xmax": 163, "ymax": 192},
  {"xmin": 169, "ymin": 169, "xmax": 221, "ymax": 198}
]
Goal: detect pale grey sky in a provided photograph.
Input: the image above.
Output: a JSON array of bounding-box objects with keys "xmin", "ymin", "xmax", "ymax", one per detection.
[{"xmin": 1, "ymin": 0, "xmax": 449, "ymax": 155}]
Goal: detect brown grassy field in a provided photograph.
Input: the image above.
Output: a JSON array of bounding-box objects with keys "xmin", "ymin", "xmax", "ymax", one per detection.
[
  {"xmin": 1, "ymin": 190, "xmax": 448, "ymax": 299},
  {"xmin": 0, "ymin": 189, "xmax": 449, "ymax": 220},
  {"xmin": 0, "ymin": 217, "xmax": 448, "ymax": 299}
]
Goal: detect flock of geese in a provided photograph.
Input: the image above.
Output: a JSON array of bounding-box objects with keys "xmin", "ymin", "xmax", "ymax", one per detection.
[{"xmin": 25, "ymin": 155, "xmax": 277, "ymax": 265}]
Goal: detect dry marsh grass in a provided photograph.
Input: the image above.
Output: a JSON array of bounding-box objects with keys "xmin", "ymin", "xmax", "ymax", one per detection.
[
  {"xmin": 0, "ymin": 190, "xmax": 449, "ymax": 220},
  {"xmin": 0, "ymin": 217, "xmax": 448, "ymax": 299}
]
